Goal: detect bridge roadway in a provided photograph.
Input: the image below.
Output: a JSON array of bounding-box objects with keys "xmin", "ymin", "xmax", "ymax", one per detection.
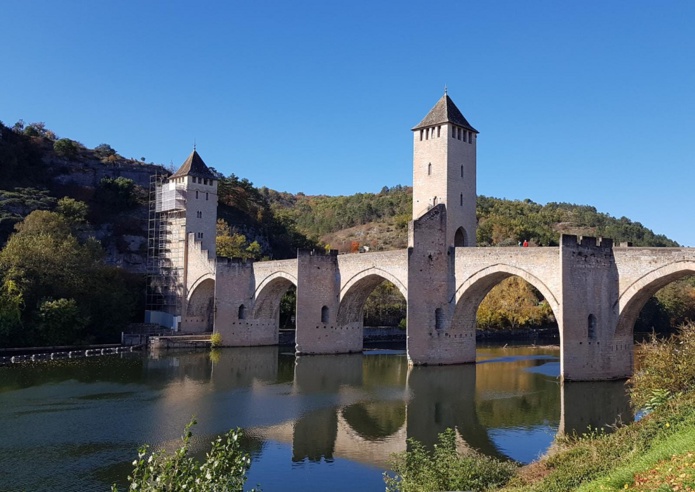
[{"xmin": 185, "ymin": 206, "xmax": 695, "ymax": 381}]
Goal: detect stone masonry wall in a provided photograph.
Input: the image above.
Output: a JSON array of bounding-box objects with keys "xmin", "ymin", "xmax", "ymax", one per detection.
[
  {"xmin": 560, "ymin": 235, "xmax": 627, "ymax": 381},
  {"xmin": 295, "ymin": 251, "xmax": 362, "ymax": 354}
]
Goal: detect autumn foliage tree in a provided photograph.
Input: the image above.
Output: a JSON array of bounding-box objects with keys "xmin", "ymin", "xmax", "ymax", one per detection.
[
  {"xmin": 476, "ymin": 277, "xmax": 554, "ymax": 330},
  {"xmin": 216, "ymin": 219, "xmax": 262, "ymax": 260}
]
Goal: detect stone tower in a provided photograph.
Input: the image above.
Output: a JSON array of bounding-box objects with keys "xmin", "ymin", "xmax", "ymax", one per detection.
[
  {"xmin": 412, "ymin": 92, "xmax": 478, "ymax": 247},
  {"xmin": 147, "ymin": 149, "xmax": 218, "ymax": 329},
  {"xmin": 166, "ymin": 149, "xmax": 219, "ymax": 258}
]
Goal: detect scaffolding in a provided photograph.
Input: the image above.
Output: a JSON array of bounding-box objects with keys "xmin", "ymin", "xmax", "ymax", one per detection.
[{"xmin": 146, "ymin": 174, "xmax": 187, "ymax": 326}]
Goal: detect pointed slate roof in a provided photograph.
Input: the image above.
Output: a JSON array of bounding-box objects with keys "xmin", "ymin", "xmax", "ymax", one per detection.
[
  {"xmin": 412, "ymin": 94, "xmax": 478, "ymax": 133},
  {"xmin": 170, "ymin": 149, "xmax": 217, "ymax": 180}
]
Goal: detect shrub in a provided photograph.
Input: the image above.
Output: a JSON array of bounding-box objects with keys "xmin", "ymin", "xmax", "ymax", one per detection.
[
  {"xmin": 210, "ymin": 332, "xmax": 223, "ymax": 348},
  {"xmin": 54, "ymin": 138, "xmax": 79, "ymax": 159},
  {"xmin": 629, "ymin": 322, "xmax": 695, "ymax": 411},
  {"xmin": 384, "ymin": 428, "xmax": 517, "ymax": 492},
  {"xmin": 113, "ymin": 419, "xmax": 258, "ymax": 492}
]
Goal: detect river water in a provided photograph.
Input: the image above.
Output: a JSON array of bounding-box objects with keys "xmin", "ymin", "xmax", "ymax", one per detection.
[{"xmin": 0, "ymin": 345, "xmax": 632, "ymax": 491}]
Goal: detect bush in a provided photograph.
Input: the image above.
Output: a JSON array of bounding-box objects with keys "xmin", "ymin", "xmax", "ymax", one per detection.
[
  {"xmin": 629, "ymin": 322, "xmax": 695, "ymax": 411},
  {"xmin": 54, "ymin": 138, "xmax": 79, "ymax": 159},
  {"xmin": 384, "ymin": 428, "xmax": 517, "ymax": 492},
  {"xmin": 210, "ymin": 332, "xmax": 223, "ymax": 348},
  {"xmin": 98, "ymin": 176, "xmax": 138, "ymax": 210},
  {"xmin": 113, "ymin": 419, "xmax": 258, "ymax": 492}
]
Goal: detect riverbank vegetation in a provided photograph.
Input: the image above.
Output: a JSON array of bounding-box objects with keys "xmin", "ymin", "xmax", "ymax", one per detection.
[
  {"xmin": 385, "ymin": 323, "xmax": 695, "ymax": 491},
  {"xmin": 0, "ymin": 203, "xmax": 142, "ymax": 348}
]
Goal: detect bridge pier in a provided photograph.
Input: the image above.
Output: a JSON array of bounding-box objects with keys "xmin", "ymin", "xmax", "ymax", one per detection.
[
  {"xmin": 215, "ymin": 259, "xmax": 279, "ymax": 346},
  {"xmin": 295, "ymin": 250, "xmax": 362, "ymax": 355},
  {"xmin": 559, "ymin": 235, "xmax": 631, "ymax": 381},
  {"xmin": 406, "ymin": 205, "xmax": 476, "ymax": 365}
]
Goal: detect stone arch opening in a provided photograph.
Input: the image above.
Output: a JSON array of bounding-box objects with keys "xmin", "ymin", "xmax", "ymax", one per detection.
[
  {"xmin": 253, "ymin": 277, "xmax": 296, "ymax": 331},
  {"xmin": 185, "ymin": 278, "xmax": 215, "ymax": 332},
  {"xmin": 339, "ymin": 274, "xmax": 407, "ymax": 336},
  {"xmin": 321, "ymin": 305, "xmax": 329, "ymax": 324},
  {"xmin": 617, "ymin": 263, "xmax": 695, "ymax": 339},
  {"xmin": 454, "ymin": 227, "xmax": 468, "ymax": 247},
  {"xmin": 453, "ymin": 268, "xmax": 559, "ymax": 343}
]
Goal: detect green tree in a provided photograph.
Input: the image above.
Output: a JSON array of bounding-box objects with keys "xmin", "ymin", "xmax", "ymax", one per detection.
[
  {"xmin": 37, "ymin": 298, "xmax": 88, "ymax": 346},
  {"xmin": 98, "ymin": 177, "xmax": 139, "ymax": 210},
  {"xmin": 0, "ymin": 279, "xmax": 23, "ymax": 345},
  {"xmin": 53, "ymin": 138, "xmax": 79, "ymax": 159},
  {"xmin": 56, "ymin": 197, "xmax": 89, "ymax": 225},
  {"xmin": 0, "ymin": 210, "xmax": 139, "ymax": 346}
]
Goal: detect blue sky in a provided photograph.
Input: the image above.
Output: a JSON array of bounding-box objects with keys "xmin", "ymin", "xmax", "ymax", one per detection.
[{"xmin": 2, "ymin": 1, "xmax": 694, "ymax": 245}]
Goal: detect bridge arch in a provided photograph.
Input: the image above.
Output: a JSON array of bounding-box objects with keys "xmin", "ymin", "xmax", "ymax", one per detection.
[
  {"xmin": 617, "ymin": 261, "xmax": 695, "ymax": 338},
  {"xmin": 252, "ymin": 271, "xmax": 298, "ymax": 321},
  {"xmin": 452, "ymin": 264, "xmax": 560, "ymax": 334},
  {"xmin": 340, "ymin": 268, "xmax": 407, "ymax": 302},
  {"xmin": 338, "ymin": 270, "xmax": 407, "ymax": 326},
  {"xmin": 187, "ymin": 274, "xmax": 215, "ymax": 303},
  {"xmin": 185, "ymin": 277, "xmax": 215, "ymax": 332}
]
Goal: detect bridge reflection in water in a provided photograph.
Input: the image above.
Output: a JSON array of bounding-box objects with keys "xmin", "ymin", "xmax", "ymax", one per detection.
[
  {"xmin": 201, "ymin": 345, "xmax": 633, "ymax": 467},
  {"xmin": 0, "ymin": 344, "xmax": 634, "ymax": 491}
]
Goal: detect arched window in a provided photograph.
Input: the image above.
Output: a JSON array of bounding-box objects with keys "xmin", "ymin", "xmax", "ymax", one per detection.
[
  {"xmin": 238, "ymin": 304, "xmax": 246, "ymax": 320},
  {"xmin": 454, "ymin": 227, "xmax": 467, "ymax": 247},
  {"xmin": 588, "ymin": 314, "xmax": 597, "ymax": 340},
  {"xmin": 461, "ymin": 165, "xmax": 464, "ymax": 178},
  {"xmin": 435, "ymin": 308, "xmax": 444, "ymax": 331},
  {"xmin": 427, "ymin": 163, "xmax": 432, "ymax": 176},
  {"xmin": 321, "ymin": 306, "xmax": 329, "ymax": 324},
  {"xmin": 460, "ymin": 193, "xmax": 463, "ymax": 206}
]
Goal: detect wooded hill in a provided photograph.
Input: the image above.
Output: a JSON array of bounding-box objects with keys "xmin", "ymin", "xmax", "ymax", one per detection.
[{"xmin": 262, "ymin": 186, "xmax": 678, "ymax": 253}]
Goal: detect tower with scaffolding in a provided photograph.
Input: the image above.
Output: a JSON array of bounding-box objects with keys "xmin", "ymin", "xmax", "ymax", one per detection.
[{"xmin": 145, "ymin": 150, "xmax": 218, "ymax": 331}]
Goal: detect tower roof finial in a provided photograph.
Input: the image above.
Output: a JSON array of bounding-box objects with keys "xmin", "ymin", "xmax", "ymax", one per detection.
[
  {"xmin": 193, "ymin": 138, "xmax": 196, "ymax": 151},
  {"xmin": 444, "ymin": 84, "xmax": 448, "ymax": 96}
]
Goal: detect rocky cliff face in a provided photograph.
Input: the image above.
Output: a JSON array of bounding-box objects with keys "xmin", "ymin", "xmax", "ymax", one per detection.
[
  {"xmin": 51, "ymin": 154, "xmax": 168, "ymax": 274},
  {"xmin": 0, "ymin": 130, "xmax": 170, "ymax": 274}
]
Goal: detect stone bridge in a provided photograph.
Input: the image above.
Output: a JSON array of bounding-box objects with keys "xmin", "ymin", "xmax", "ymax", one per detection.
[{"xmin": 184, "ymin": 205, "xmax": 695, "ymax": 382}]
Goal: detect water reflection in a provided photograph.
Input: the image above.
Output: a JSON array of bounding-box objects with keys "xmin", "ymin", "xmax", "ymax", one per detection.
[
  {"xmin": 560, "ymin": 380, "xmax": 633, "ymax": 435},
  {"xmin": 0, "ymin": 345, "xmax": 634, "ymax": 490}
]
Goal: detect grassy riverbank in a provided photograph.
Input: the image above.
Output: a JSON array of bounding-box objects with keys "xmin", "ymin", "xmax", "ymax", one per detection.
[{"xmin": 387, "ymin": 324, "xmax": 695, "ymax": 492}]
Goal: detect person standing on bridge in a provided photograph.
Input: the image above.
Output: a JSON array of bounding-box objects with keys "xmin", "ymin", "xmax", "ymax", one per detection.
[{"xmin": 523, "ymin": 240, "xmax": 529, "ymax": 247}]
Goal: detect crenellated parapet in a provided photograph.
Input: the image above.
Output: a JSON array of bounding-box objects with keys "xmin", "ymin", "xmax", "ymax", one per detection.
[{"xmin": 561, "ymin": 234, "xmax": 613, "ymax": 249}]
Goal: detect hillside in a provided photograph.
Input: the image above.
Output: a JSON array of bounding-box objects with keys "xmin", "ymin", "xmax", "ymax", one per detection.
[
  {"xmin": 265, "ymin": 186, "xmax": 678, "ymax": 252},
  {"xmin": 0, "ymin": 120, "xmax": 317, "ymax": 266},
  {"xmin": 1, "ymin": 119, "xmax": 678, "ymax": 264}
]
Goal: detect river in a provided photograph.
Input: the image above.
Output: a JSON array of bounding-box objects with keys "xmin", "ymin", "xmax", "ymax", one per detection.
[{"xmin": 0, "ymin": 344, "xmax": 632, "ymax": 491}]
